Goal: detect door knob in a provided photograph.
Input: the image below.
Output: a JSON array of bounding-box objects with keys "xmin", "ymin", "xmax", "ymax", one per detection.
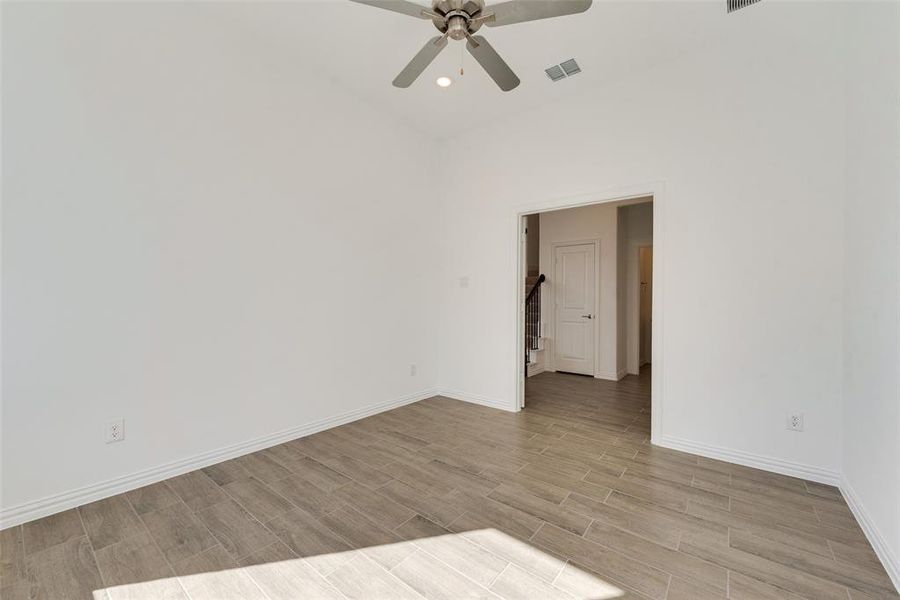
[{"xmin": 582, "ymin": 314, "xmax": 593, "ymax": 319}]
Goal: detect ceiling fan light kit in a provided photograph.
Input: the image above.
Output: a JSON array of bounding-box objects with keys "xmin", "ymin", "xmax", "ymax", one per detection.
[{"xmin": 350, "ymin": 0, "xmax": 593, "ymax": 91}]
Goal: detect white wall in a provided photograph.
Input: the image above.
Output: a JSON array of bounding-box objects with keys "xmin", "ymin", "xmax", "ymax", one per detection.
[
  {"xmin": 619, "ymin": 202, "xmax": 653, "ymax": 375},
  {"xmin": 840, "ymin": 1, "xmax": 900, "ymax": 588},
  {"xmin": 525, "ymin": 214, "xmax": 540, "ymax": 275},
  {"xmin": 538, "ymin": 203, "xmax": 620, "ymax": 380},
  {"xmin": 4, "ymin": 8, "xmax": 899, "ymax": 588},
  {"xmin": 437, "ymin": 3, "xmax": 847, "ymax": 478},
  {"xmin": 616, "ymin": 207, "xmax": 627, "ymax": 377},
  {"xmin": 1, "ymin": 3, "xmax": 440, "ymax": 523}
]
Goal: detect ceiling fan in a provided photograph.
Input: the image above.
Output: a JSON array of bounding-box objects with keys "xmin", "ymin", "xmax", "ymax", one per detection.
[{"xmin": 349, "ymin": 0, "xmax": 592, "ymax": 91}]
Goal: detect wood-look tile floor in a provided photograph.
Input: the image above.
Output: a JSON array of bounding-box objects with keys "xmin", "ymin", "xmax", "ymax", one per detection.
[{"xmin": 2, "ymin": 369, "xmax": 898, "ymax": 599}]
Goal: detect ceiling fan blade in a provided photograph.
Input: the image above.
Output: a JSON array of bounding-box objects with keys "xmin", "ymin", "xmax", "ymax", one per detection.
[
  {"xmin": 393, "ymin": 35, "xmax": 449, "ymax": 88},
  {"xmin": 349, "ymin": 0, "xmax": 433, "ymax": 20},
  {"xmin": 465, "ymin": 35, "xmax": 520, "ymax": 91},
  {"xmin": 484, "ymin": 0, "xmax": 592, "ymax": 27}
]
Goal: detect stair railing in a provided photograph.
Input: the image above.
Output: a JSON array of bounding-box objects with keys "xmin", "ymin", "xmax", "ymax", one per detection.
[{"xmin": 524, "ymin": 274, "xmax": 546, "ymax": 375}]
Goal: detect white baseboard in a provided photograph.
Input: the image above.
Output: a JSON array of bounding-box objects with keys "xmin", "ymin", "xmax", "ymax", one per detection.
[
  {"xmin": 526, "ymin": 364, "xmax": 545, "ymax": 377},
  {"xmin": 7, "ymin": 390, "xmax": 896, "ymax": 596},
  {"xmin": 438, "ymin": 388, "xmax": 516, "ymax": 412},
  {"xmin": 841, "ymin": 477, "xmax": 900, "ymax": 593},
  {"xmin": 657, "ymin": 435, "xmax": 841, "ymax": 486},
  {"xmin": 0, "ymin": 388, "xmax": 439, "ymax": 529},
  {"xmin": 658, "ymin": 436, "xmax": 897, "ymax": 592},
  {"xmin": 594, "ymin": 370, "xmax": 625, "ymax": 381}
]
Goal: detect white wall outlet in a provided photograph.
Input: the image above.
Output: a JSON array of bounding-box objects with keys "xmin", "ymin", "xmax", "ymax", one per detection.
[
  {"xmin": 786, "ymin": 413, "xmax": 804, "ymax": 432},
  {"xmin": 410, "ymin": 364, "xmax": 417, "ymax": 376},
  {"xmin": 459, "ymin": 276, "xmax": 469, "ymax": 289},
  {"xmin": 106, "ymin": 418, "xmax": 125, "ymax": 443}
]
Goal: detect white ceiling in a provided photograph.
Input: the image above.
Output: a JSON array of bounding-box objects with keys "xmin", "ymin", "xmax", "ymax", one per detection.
[{"xmin": 216, "ymin": 1, "xmax": 730, "ymax": 139}]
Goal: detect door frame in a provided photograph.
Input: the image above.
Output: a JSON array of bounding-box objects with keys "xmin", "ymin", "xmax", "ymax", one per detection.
[
  {"xmin": 549, "ymin": 239, "xmax": 602, "ymax": 377},
  {"xmin": 514, "ymin": 182, "xmax": 665, "ymax": 445}
]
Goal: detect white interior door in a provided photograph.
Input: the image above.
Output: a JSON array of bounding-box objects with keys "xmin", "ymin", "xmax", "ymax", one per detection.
[{"xmin": 554, "ymin": 243, "xmax": 596, "ymax": 375}]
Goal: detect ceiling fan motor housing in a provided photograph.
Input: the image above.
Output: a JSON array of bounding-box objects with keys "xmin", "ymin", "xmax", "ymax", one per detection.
[
  {"xmin": 432, "ymin": 0, "xmax": 486, "ymax": 39},
  {"xmin": 350, "ymin": 0, "xmax": 592, "ymax": 91}
]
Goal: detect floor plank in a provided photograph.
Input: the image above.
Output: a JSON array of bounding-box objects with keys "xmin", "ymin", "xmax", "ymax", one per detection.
[{"xmin": 4, "ymin": 368, "xmax": 897, "ymax": 599}]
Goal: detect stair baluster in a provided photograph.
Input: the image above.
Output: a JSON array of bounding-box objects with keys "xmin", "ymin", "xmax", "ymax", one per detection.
[{"xmin": 524, "ymin": 274, "xmax": 546, "ymax": 376}]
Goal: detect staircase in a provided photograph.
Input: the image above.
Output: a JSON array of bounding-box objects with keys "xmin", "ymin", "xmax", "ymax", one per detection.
[
  {"xmin": 525, "ymin": 274, "xmax": 542, "ymax": 293},
  {"xmin": 524, "ymin": 273, "xmax": 546, "ymax": 375}
]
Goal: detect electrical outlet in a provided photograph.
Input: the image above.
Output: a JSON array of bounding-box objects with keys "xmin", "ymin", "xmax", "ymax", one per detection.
[
  {"xmin": 786, "ymin": 413, "xmax": 804, "ymax": 432},
  {"xmin": 410, "ymin": 364, "xmax": 417, "ymax": 376},
  {"xmin": 106, "ymin": 418, "xmax": 125, "ymax": 443},
  {"xmin": 459, "ymin": 276, "xmax": 469, "ymax": 289}
]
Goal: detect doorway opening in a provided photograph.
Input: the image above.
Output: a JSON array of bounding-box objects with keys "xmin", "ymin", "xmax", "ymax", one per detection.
[{"xmin": 519, "ymin": 196, "xmax": 655, "ymax": 435}]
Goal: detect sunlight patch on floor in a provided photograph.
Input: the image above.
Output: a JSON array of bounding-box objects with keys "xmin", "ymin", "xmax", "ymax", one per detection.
[{"xmin": 94, "ymin": 529, "xmax": 625, "ymax": 599}]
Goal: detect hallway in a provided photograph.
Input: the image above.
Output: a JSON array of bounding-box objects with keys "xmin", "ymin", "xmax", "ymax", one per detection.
[{"xmin": 525, "ymin": 369, "xmax": 651, "ymax": 439}]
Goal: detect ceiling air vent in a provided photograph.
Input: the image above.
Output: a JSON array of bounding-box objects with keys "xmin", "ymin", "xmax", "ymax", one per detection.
[
  {"xmin": 545, "ymin": 59, "xmax": 581, "ymax": 83},
  {"xmin": 545, "ymin": 65, "xmax": 566, "ymax": 82},
  {"xmin": 560, "ymin": 59, "xmax": 581, "ymax": 76},
  {"xmin": 727, "ymin": 0, "xmax": 761, "ymax": 13}
]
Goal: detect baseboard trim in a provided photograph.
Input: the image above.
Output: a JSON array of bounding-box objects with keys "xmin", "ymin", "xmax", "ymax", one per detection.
[
  {"xmin": 657, "ymin": 435, "xmax": 841, "ymax": 486},
  {"xmin": 841, "ymin": 477, "xmax": 900, "ymax": 593},
  {"xmin": 438, "ymin": 388, "xmax": 516, "ymax": 412},
  {"xmin": 526, "ymin": 364, "xmax": 545, "ymax": 377},
  {"xmin": 594, "ymin": 371, "xmax": 624, "ymax": 382},
  {"xmin": 0, "ymin": 387, "xmax": 439, "ymax": 529}
]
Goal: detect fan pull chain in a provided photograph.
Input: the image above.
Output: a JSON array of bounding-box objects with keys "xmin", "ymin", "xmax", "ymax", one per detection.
[{"xmin": 460, "ymin": 41, "xmax": 464, "ymax": 76}]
